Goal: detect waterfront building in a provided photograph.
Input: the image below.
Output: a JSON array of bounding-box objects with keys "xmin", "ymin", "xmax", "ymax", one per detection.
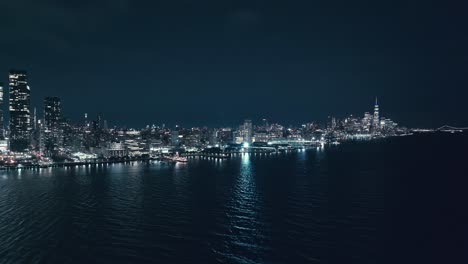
[
  {"xmin": 344, "ymin": 115, "xmax": 361, "ymax": 134},
  {"xmin": 261, "ymin": 118, "xmax": 270, "ymax": 131},
  {"xmin": 209, "ymin": 129, "xmax": 218, "ymax": 146},
  {"xmin": 124, "ymin": 139, "xmax": 148, "ymax": 156},
  {"xmin": 9, "ymin": 70, "xmax": 31, "ymax": 152},
  {"xmin": 171, "ymin": 130, "xmax": 179, "ymax": 146},
  {"xmin": 44, "ymin": 97, "xmax": 64, "ymax": 154},
  {"xmin": 232, "ymin": 130, "xmax": 243, "ymax": 144},
  {"xmin": 185, "ymin": 134, "xmax": 201, "ymax": 147},
  {"xmin": 0, "ymin": 82, "xmax": 4, "ymax": 139},
  {"xmin": 218, "ymin": 128, "xmax": 232, "ymax": 145},
  {"xmin": 254, "ymin": 131, "xmax": 269, "ymax": 143},
  {"xmin": 243, "ymin": 119, "xmax": 253, "ymax": 144},
  {"xmin": 106, "ymin": 142, "xmax": 127, "ymax": 157},
  {"xmin": 269, "ymin": 124, "xmax": 284, "ymax": 138},
  {"xmin": 327, "ymin": 116, "xmax": 337, "ymax": 131},
  {"xmin": 0, "ymin": 138, "xmax": 8, "ymax": 152},
  {"xmin": 380, "ymin": 117, "xmax": 398, "ymax": 134},
  {"xmin": 44, "ymin": 97, "xmax": 62, "ymax": 130},
  {"xmin": 362, "ymin": 112, "xmax": 372, "ymax": 132}
]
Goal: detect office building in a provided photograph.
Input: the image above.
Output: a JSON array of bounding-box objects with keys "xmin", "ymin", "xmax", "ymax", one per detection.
[
  {"xmin": 243, "ymin": 119, "xmax": 253, "ymax": 144},
  {"xmin": 9, "ymin": 70, "xmax": 31, "ymax": 152},
  {"xmin": 0, "ymin": 82, "xmax": 4, "ymax": 138},
  {"xmin": 44, "ymin": 97, "xmax": 62, "ymax": 129}
]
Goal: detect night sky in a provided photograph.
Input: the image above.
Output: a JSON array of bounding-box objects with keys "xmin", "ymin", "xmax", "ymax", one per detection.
[{"xmin": 0, "ymin": 0, "xmax": 467, "ymax": 128}]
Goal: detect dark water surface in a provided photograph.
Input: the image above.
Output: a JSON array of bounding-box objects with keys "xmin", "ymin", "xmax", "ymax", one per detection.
[{"xmin": 1, "ymin": 133, "xmax": 467, "ymax": 264}]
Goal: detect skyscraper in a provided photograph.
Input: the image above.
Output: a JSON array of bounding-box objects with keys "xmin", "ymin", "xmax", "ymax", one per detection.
[
  {"xmin": 43, "ymin": 97, "xmax": 63, "ymax": 155},
  {"xmin": 44, "ymin": 97, "xmax": 63, "ymax": 154},
  {"xmin": 262, "ymin": 118, "xmax": 269, "ymax": 130},
  {"xmin": 9, "ymin": 70, "xmax": 31, "ymax": 152},
  {"xmin": 0, "ymin": 82, "xmax": 4, "ymax": 138},
  {"xmin": 372, "ymin": 97, "xmax": 380, "ymax": 132},
  {"xmin": 44, "ymin": 97, "xmax": 62, "ymax": 129},
  {"xmin": 97, "ymin": 112, "xmax": 103, "ymax": 129},
  {"xmin": 243, "ymin": 119, "xmax": 253, "ymax": 144},
  {"xmin": 171, "ymin": 129, "xmax": 179, "ymax": 146},
  {"xmin": 33, "ymin": 107, "xmax": 37, "ymax": 131},
  {"xmin": 362, "ymin": 112, "xmax": 372, "ymax": 132}
]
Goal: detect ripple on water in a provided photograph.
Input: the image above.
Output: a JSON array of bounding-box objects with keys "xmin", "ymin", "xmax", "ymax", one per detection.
[{"xmin": 0, "ymin": 145, "xmax": 391, "ymax": 264}]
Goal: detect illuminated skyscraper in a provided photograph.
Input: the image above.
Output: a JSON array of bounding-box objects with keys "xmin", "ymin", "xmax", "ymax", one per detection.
[
  {"xmin": 262, "ymin": 118, "xmax": 269, "ymax": 130},
  {"xmin": 0, "ymin": 82, "xmax": 4, "ymax": 138},
  {"xmin": 9, "ymin": 70, "xmax": 31, "ymax": 152},
  {"xmin": 97, "ymin": 112, "xmax": 103, "ymax": 129},
  {"xmin": 33, "ymin": 107, "xmax": 37, "ymax": 131},
  {"xmin": 44, "ymin": 97, "xmax": 62, "ymax": 129},
  {"xmin": 372, "ymin": 97, "xmax": 380, "ymax": 132},
  {"xmin": 44, "ymin": 97, "xmax": 63, "ymax": 153},
  {"xmin": 243, "ymin": 119, "xmax": 253, "ymax": 144},
  {"xmin": 362, "ymin": 112, "xmax": 372, "ymax": 132},
  {"xmin": 171, "ymin": 130, "xmax": 179, "ymax": 146}
]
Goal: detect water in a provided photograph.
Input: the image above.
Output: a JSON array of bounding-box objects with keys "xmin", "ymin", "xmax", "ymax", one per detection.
[{"xmin": 1, "ymin": 133, "xmax": 467, "ymax": 264}]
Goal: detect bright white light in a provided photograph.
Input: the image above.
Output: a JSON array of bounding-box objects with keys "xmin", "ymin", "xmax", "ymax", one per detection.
[{"xmin": 243, "ymin": 142, "xmax": 249, "ymax": 148}]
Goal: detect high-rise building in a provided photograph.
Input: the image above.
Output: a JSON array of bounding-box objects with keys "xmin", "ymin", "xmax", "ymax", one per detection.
[
  {"xmin": 97, "ymin": 112, "xmax": 103, "ymax": 129},
  {"xmin": 9, "ymin": 70, "xmax": 31, "ymax": 152},
  {"xmin": 372, "ymin": 97, "xmax": 380, "ymax": 132},
  {"xmin": 362, "ymin": 112, "xmax": 372, "ymax": 132},
  {"xmin": 44, "ymin": 97, "xmax": 63, "ymax": 154},
  {"xmin": 0, "ymin": 82, "xmax": 4, "ymax": 138},
  {"xmin": 84, "ymin": 113, "xmax": 88, "ymax": 127},
  {"xmin": 171, "ymin": 129, "xmax": 179, "ymax": 146},
  {"xmin": 262, "ymin": 118, "xmax": 269, "ymax": 130},
  {"xmin": 44, "ymin": 97, "xmax": 62, "ymax": 129},
  {"xmin": 243, "ymin": 119, "xmax": 253, "ymax": 144},
  {"xmin": 33, "ymin": 107, "xmax": 37, "ymax": 130}
]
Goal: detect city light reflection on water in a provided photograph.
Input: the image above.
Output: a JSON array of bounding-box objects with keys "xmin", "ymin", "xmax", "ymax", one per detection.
[
  {"xmin": 210, "ymin": 153, "xmax": 269, "ymax": 263},
  {"xmin": 0, "ymin": 136, "xmax": 415, "ymax": 264}
]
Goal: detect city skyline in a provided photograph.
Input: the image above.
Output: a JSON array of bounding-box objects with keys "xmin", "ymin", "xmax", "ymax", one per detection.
[
  {"xmin": 0, "ymin": 69, "xmax": 408, "ymax": 160},
  {"xmin": 0, "ymin": 67, "xmax": 463, "ymax": 129},
  {"xmin": 0, "ymin": 70, "xmax": 402, "ymax": 130},
  {"xmin": 1, "ymin": 2, "xmax": 467, "ymax": 264},
  {"xmin": 0, "ymin": 69, "xmax": 459, "ymax": 130}
]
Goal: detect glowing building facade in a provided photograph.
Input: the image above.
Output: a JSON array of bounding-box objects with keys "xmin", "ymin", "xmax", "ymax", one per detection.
[
  {"xmin": 9, "ymin": 70, "xmax": 31, "ymax": 152},
  {"xmin": 44, "ymin": 97, "xmax": 62, "ymax": 129},
  {"xmin": 0, "ymin": 82, "xmax": 4, "ymax": 138},
  {"xmin": 243, "ymin": 119, "xmax": 253, "ymax": 144},
  {"xmin": 372, "ymin": 97, "xmax": 380, "ymax": 132},
  {"xmin": 43, "ymin": 97, "xmax": 64, "ymax": 153}
]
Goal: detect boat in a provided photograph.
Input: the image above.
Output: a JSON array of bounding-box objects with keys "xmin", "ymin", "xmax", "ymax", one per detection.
[{"xmin": 163, "ymin": 152, "xmax": 188, "ymax": 163}]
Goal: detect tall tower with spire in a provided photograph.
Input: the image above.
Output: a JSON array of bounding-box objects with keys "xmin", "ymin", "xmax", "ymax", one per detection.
[{"xmin": 372, "ymin": 97, "xmax": 380, "ymax": 131}]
